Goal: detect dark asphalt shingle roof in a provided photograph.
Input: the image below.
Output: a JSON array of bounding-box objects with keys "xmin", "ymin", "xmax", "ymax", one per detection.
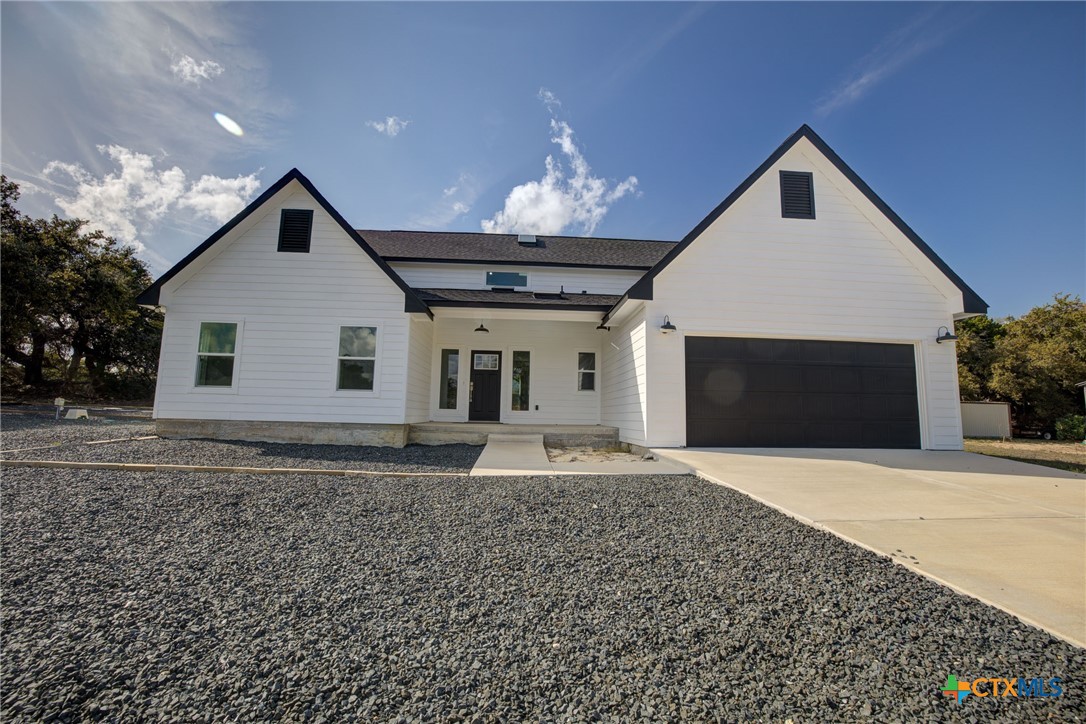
[
  {"xmin": 415, "ymin": 288, "xmax": 621, "ymax": 309},
  {"xmin": 359, "ymin": 230, "xmax": 676, "ymax": 269}
]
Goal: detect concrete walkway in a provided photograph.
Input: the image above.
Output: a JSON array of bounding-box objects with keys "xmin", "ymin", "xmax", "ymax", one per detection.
[
  {"xmin": 653, "ymin": 447, "xmax": 1086, "ymax": 648},
  {"xmin": 469, "ymin": 434, "xmax": 689, "ymax": 477}
]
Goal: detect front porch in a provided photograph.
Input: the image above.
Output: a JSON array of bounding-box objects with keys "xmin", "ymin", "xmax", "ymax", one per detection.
[
  {"xmin": 407, "ymin": 422, "xmax": 620, "ymax": 449},
  {"xmin": 415, "ymin": 309, "xmax": 610, "ymax": 428}
]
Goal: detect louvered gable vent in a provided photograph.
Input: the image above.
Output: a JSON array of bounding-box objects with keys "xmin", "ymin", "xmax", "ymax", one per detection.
[
  {"xmin": 779, "ymin": 171, "xmax": 815, "ymax": 219},
  {"xmin": 277, "ymin": 209, "xmax": 314, "ymax": 252}
]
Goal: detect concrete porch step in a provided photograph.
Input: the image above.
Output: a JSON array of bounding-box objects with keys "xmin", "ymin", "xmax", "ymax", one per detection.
[{"xmin": 408, "ymin": 422, "xmax": 619, "ymax": 448}]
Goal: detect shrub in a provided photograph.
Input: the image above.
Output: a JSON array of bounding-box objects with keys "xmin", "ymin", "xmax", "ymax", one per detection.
[{"xmin": 1054, "ymin": 414, "xmax": 1085, "ymax": 441}]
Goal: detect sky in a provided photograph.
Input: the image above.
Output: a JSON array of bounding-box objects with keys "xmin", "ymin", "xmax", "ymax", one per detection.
[{"xmin": 2, "ymin": 1, "xmax": 1083, "ymax": 318}]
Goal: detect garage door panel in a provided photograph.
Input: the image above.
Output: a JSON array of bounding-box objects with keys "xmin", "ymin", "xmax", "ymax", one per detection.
[{"xmin": 685, "ymin": 337, "xmax": 920, "ymax": 449}]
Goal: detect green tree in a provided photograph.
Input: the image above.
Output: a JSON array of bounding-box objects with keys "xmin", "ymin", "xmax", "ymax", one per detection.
[
  {"xmin": 988, "ymin": 294, "xmax": 1086, "ymax": 425},
  {"xmin": 1, "ymin": 176, "xmax": 163, "ymax": 398},
  {"xmin": 954, "ymin": 315, "xmax": 1006, "ymax": 400}
]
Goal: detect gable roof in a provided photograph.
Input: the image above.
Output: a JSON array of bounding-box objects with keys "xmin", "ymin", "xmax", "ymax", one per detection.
[
  {"xmin": 615, "ymin": 124, "xmax": 988, "ymax": 318},
  {"xmin": 361, "ymin": 230, "xmax": 675, "ymax": 270},
  {"xmin": 136, "ymin": 169, "xmax": 432, "ymax": 317}
]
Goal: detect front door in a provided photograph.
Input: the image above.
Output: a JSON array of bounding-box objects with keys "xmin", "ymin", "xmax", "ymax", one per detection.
[{"xmin": 469, "ymin": 350, "xmax": 502, "ymax": 421}]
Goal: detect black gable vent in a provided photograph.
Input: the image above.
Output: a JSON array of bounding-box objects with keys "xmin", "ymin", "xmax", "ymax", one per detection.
[
  {"xmin": 278, "ymin": 209, "xmax": 314, "ymax": 252},
  {"xmin": 780, "ymin": 171, "xmax": 815, "ymax": 219}
]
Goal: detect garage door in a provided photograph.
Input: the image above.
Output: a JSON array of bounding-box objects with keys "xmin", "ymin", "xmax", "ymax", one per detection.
[{"xmin": 685, "ymin": 337, "xmax": 920, "ymax": 448}]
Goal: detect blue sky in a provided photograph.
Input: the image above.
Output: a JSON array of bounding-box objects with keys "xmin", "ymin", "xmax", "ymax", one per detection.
[{"xmin": 2, "ymin": 2, "xmax": 1082, "ymax": 317}]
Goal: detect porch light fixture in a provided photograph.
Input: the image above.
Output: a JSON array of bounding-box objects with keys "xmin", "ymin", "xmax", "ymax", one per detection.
[
  {"xmin": 935, "ymin": 326, "xmax": 957, "ymax": 344},
  {"xmin": 660, "ymin": 315, "xmax": 677, "ymax": 334},
  {"xmin": 474, "ymin": 322, "xmax": 489, "ymax": 334}
]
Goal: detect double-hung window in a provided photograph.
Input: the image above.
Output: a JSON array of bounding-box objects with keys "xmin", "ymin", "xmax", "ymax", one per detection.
[
  {"xmin": 337, "ymin": 326, "xmax": 378, "ymax": 391},
  {"xmin": 195, "ymin": 322, "xmax": 238, "ymax": 387},
  {"xmin": 577, "ymin": 352, "xmax": 596, "ymax": 391}
]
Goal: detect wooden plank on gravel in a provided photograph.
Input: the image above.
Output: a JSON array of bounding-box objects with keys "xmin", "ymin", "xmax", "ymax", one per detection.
[{"xmin": 0, "ymin": 459, "xmax": 468, "ymax": 478}]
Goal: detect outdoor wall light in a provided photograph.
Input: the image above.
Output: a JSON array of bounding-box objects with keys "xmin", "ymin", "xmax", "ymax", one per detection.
[
  {"xmin": 660, "ymin": 315, "xmax": 677, "ymax": 334},
  {"xmin": 474, "ymin": 323, "xmax": 489, "ymax": 333},
  {"xmin": 936, "ymin": 326, "xmax": 958, "ymax": 343}
]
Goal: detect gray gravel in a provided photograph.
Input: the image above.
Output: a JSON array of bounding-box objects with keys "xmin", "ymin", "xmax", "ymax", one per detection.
[
  {"xmin": 1, "ymin": 411, "xmax": 155, "ymax": 451},
  {"xmin": 1, "ymin": 411, "xmax": 480, "ymax": 473},
  {"xmin": 2, "ymin": 468, "xmax": 1082, "ymax": 721}
]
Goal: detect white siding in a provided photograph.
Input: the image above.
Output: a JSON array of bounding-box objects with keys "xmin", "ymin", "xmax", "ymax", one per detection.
[
  {"xmin": 429, "ymin": 318, "xmax": 602, "ymax": 425},
  {"xmin": 601, "ymin": 308, "xmax": 648, "ymax": 445},
  {"xmin": 389, "ymin": 262, "xmax": 642, "ymax": 296},
  {"xmin": 645, "ymin": 138, "xmax": 965, "ymax": 450},
  {"xmin": 405, "ymin": 318, "xmax": 433, "ymax": 424},
  {"xmin": 153, "ymin": 183, "xmax": 414, "ymax": 424}
]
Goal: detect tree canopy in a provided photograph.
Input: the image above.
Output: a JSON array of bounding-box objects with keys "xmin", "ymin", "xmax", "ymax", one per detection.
[
  {"xmin": 1, "ymin": 176, "xmax": 162, "ymax": 399},
  {"xmin": 956, "ymin": 293, "xmax": 1086, "ymax": 426}
]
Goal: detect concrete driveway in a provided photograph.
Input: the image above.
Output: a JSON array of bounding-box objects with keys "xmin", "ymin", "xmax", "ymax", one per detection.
[{"xmin": 653, "ymin": 447, "xmax": 1086, "ymax": 648}]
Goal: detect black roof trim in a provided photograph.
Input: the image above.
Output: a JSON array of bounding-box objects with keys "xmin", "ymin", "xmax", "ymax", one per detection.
[
  {"xmin": 615, "ymin": 124, "xmax": 987, "ymax": 316},
  {"xmin": 425, "ymin": 300, "xmax": 615, "ymax": 312},
  {"xmin": 416, "ymin": 288, "xmax": 619, "ymax": 312},
  {"xmin": 136, "ymin": 168, "xmax": 433, "ymax": 319},
  {"xmin": 382, "ymin": 257, "xmax": 656, "ymax": 271}
]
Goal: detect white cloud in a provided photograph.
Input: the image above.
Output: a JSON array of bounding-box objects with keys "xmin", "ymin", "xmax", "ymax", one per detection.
[
  {"xmin": 481, "ymin": 101, "xmax": 638, "ymax": 236},
  {"xmin": 410, "ymin": 172, "xmax": 478, "ymax": 229},
  {"xmin": 43, "ymin": 145, "xmax": 260, "ymax": 253},
  {"xmin": 170, "ymin": 53, "xmax": 224, "ymax": 85},
  {"xmin": 815, "ymin": 8, "xmax": 963, "ymax": 117},
  {"xmin": 179, "ymin": 174, "xmax": 262, "ymax": 222},
  {"xmin": 538, "ymin": 87, "xmax": 562, "ymax": 113},
  {"xmin": 366, "ymin": 116, "xmax": 410, "ymax": 137}
]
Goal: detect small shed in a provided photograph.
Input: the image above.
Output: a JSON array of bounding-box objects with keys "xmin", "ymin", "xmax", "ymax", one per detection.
[{"xmin": 960, "ymin": 401, "xmax": 1012, "ymax": 438}]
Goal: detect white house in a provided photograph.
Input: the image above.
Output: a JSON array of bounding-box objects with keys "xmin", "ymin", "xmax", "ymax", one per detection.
[{"xmin": 137, "ymin": 125, "xmax": 987, "ymax": 450}]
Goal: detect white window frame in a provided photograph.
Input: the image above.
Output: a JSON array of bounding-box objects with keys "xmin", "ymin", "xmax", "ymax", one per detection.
[
  {"xmin": 576, "ymin": 350, "xmax": 598, "ymax": 392},
  {"xmin": 333, "ymin": 323, "xmax": 380, "ymax": 396},
  {"xmin": 192, "ymin": 320, "xmax": 243, "ymax": 393},
  {"xmin": 484, "ymin": 270, "xmax": 530, "ymax": 289}
]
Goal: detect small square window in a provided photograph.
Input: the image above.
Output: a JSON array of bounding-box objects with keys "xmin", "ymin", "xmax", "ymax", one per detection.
[{"xmin": 577, "ymin": 352, "xmax": 596, "ymax": 391}]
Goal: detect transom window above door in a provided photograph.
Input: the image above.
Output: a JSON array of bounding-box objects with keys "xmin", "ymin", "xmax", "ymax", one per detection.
[{"xmin": 474, "ymin": 353, "xmax": 499, "ymax": 370}]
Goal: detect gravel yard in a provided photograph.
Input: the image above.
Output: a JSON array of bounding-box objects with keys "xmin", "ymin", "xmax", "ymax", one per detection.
[
  {"xmin": 2, "ymin": 467, "xmax": 1082, "ymax": 721},
  {"xmin": 1, "ymin": 410, "xmax": 155, "ymax": 452},
  {"xmin": 1, "ymin": 411, "xmax": 481, "ymax": 473}
]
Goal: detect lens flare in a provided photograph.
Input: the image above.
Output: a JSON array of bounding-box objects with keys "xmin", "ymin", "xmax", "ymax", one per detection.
[{"xmin": 214, "ymin": 112, "xmax": 244, "ymax": 137}]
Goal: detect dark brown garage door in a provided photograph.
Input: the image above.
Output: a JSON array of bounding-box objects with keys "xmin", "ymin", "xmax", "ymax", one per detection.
[{"xmin": 685, "ymin": 337, "xmax": 920, "ymax": 448}]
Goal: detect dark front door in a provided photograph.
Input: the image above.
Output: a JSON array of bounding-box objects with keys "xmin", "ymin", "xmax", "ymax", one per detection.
[
  {"xmin": 469, "ymin": 350, "xmax": 502, "ymax": 422},
  {"xmin": 685, "ymin": 337, "xmax": 921, "ymax": 448}
]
